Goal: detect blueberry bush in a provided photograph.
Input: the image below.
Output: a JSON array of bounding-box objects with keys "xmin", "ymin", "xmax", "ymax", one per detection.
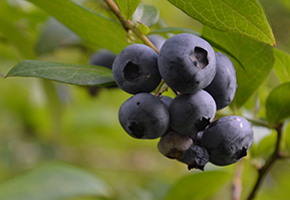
[{"xmin": 0, "ymin": 0, "xmax": 290, "ymax": 200}]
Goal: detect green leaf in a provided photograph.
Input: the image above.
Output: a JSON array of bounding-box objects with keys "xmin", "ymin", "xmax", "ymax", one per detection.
[
  {"xmin": 133, "ymin": 3, "xmax": 159, "ymax": 27},
  {"xmin": 284, "ymin": 121, "xmax": 290, "ymax": 152},
  {"xmin": 240, "ymin": 159, "xmax": 258, "ymax": 200},
  {"xmin": 150, "ymin": 27, "xmax": 200, "ymax": 36},
  {"xmin": 249, "ymin": 125, "xmax": 273, "ymax": 158},
  {"xmin": 42, "ymin": 80, "xmax": 64, "ymax": 140},
  {"xmin": 266, "ymin": 82, "xmax": 290, "ymax": 127},
  {"xmin": 168, "ymin": 0, "xmax": 275, "ymax": 45},
  {"xmin": 137, "ymin": 22, "xmax": 150, "ymax": 35},
  {"xmin": 164, "ymin": 171, "xmax": 231, "ymax": 200},
  {"xmin": 6, "ymin": 60, "xmax": 115, "ymax": 86},
  {"xmin": 0, "ymin": 162, "xmax": 111, "ymax": 200},
  {"xmin": 35, "ymin": 17, "xmax": 81, "ymax": 55},
  {"xmin": 276, "ymin": 0, "xmax": 290, "ymax": 10},
  {"xmin": 0, "ymin": 18, "xmax": 35, "ymax": 59},
  {"xmin": 0, "ymin": 69, "xmax": 4, "ymax": 78},
  {"xmin": 0, "ymin": 0, "xmax": 46, "ymax": 23},
  {"xmin": 202, "ymin": 26, "xmax": 275, "ymax": 108},
  {"xmin": 115, "ymin": 0, "xmax": 141, "ymax": 19},
  {"xmin": 256, "ymin": 130, "xmax": 276, "ymax": 159},
  {"xmin": 27, "ymin": 0, "xmax": 128, "ymax": 54},
  {"xmin": 273, "ymin": 48, "xmax": 290, "ymax": 83},
  {"xmin": 254, "ymin": 161, "xmax": 290, "ymax": 200}
]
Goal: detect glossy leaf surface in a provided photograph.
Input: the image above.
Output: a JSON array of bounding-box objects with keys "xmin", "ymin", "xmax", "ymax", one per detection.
[
  {"xmin": 27, "ymin": 0, "xmax": 128, "ymax": 53},
  {"xmin": 168, "ymin": 0, "xmax": 275, "ymax": 45},
  {"xmin": 6, "ymin": 60, "xmax": 115, "ymax": 86},
  {"xmin": 0, "ymin": 162, "xmax": 111, "ymax": 200},
  {"xmin": 266, "ymin": 82, "xmax": 290, "ymax": 127}
]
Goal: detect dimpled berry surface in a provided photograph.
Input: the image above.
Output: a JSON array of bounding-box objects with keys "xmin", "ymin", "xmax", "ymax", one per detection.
[
  {"xmin": 112, "ymin": 44, "xmax": 161, "ymax": 94},
  {"xmin": 118, "ymin": 93, "xmax": 170, "ymax": 139},
  {"xmin": 201, "ymin": 116, "xmax": 253, "ymax": 166},
  {"xmin": 169, "ymin": 90, "xmax": 216, "ymax": 136},
  {"xmin": 158, "ymin": 33, "xmax": 216, "ymax": 94}
]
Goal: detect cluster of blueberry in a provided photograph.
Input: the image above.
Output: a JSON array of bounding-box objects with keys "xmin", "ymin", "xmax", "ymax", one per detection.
[{"xmin": 91, "ymin": 33, "xmax": 254, "ymax": 170}]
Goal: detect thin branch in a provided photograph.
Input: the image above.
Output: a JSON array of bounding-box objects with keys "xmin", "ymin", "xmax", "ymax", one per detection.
[
  {"xmin": 232, "ymin": 160, "xmax": 244, "ymax": 200},
  {"xmin": 104, "ymin": 0, "xmax": 127, "ymax": 29},
  {"xmin": 103, "ymin": 0, "xmax": 159, "ymax": 53},
  {"xmin": 215, "ymin": 114, "xmax": 269, "ymax": 128},
  {"xmin": 155, "ymin": 80, "xmax": 166, "ymax": 96},
  {"xmin": 247, "ymin": 123, "xmax": 283, "ymax": 200},
  {"xmin": 246, "ymin": 118, "xmax": 269, "ymax": 128}
]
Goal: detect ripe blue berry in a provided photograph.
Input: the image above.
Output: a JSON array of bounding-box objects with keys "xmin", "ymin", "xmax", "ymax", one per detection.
[
  {"xmin": 201, "ymin": 116, "xmax": 254, "ymax": 166},
  {"xmin": 204, "ymin": 52, "xmax": 237, "ymax": 110},
  {"xmin": 169, "ymin": 90, "xmax": 216, "ymax": 136},
  {"xmin": 88, "ymin": 49, "xmax": 117, "ymax": 95},
  {"xmin": 89, "ymin": 49, "xmax": 116, "ymax": 69},
  {"xmin": 119, "ymin": 93, "xmax": 170, "ymax": 139},
  {"xmin": 112, "ymin": 44, "xmax": 161, "ymax": 94},
  {"xmin": 158, "ymin": 33, "xmax": 216, "ymax": 94},
  {"xmin": 159, "ymin": 95, "xmax": 173, "ymax": 108}
]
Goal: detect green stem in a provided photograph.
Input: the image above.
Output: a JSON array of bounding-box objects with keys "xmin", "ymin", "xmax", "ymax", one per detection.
[
  {"xmin": 104, "ymin": 0, "xmax": 159, "ymax": 53},
  {"xmin": 154, "ymin": 80, "xmax": 165, "ymax": 96},
  {"xmin": 215, "ymin": 114, "xmax": 269, "ymax": 128},
  {"xmin": 246, "ymin": 118, "xmax": 269, "ymax": 128},
  {"xmin": 247, "ymin": 123, "xmax": 283, "ymax": 200}
]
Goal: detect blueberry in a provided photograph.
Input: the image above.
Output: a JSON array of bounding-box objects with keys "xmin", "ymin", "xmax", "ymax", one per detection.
[
  {"xmin": 88, "ymin": 49, "xmax": 117, "ymax": 96},
  {"xmin": 119, "ymin": 93, "xmax": 170, "ymax": 139},
  {"xmin": 112, "ymin": 44, "xmax": 161, "ymax": 94},
  {"xmin": 169, "ymin": 90, "xmax": 216, "ymax": 136},
  {"xmin": 158, "ymin": 33, "xmax": 216, "ymax": 94},
  {"xmin": 191, "ymin": 131, "xmax": 204, "ymax": 146},
  {"xmin": 89, "ymin": 49, "xmax": 116, "ymax": 68},
  {"xmin": 157, "ymin": 131, "xmax": 193, "ymax": 159},
  {"xmin": 204, "ymin": 52, "xmax": 237, "ymax": 110},
  {"xmin": 159, "ymin": 95, "xmax": 173, "ymax": 108},
  {"xmin": 201, "ymin": 116, "xmax": 254, "ymax": 166},
  {"xmin": 179, "ymin": 145, "xmax": 209, "ymax": 171},
  {"xmin": 159, "ymin": 95, "xmax": 175, "ymax": 133},
  {"xmin": 147, "ymin": 34, "xmax": 166, "ymax": 51}
]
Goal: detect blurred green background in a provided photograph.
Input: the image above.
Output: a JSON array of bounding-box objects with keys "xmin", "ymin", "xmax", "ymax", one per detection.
[{"xmin": 0, "ymin": 0, "xmax": 290, "ymax": 199}]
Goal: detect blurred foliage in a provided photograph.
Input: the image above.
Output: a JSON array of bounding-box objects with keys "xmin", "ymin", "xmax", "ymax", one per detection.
[
  {"xmin": 0, "ymin": 162, "xmax": 112, "ymax": 200},
  {"xmin": 0, "ymin": 0, "xmax": 290, "ymax": 200}
]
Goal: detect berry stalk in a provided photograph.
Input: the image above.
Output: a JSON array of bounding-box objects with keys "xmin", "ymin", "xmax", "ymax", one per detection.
[
  {"xmin": 104, "ymin": 0, "xmax": 159, "ymax": 53},
  {"xmin": 247, "ymin": 123, "xmax": 283, "ymax": 200}
]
